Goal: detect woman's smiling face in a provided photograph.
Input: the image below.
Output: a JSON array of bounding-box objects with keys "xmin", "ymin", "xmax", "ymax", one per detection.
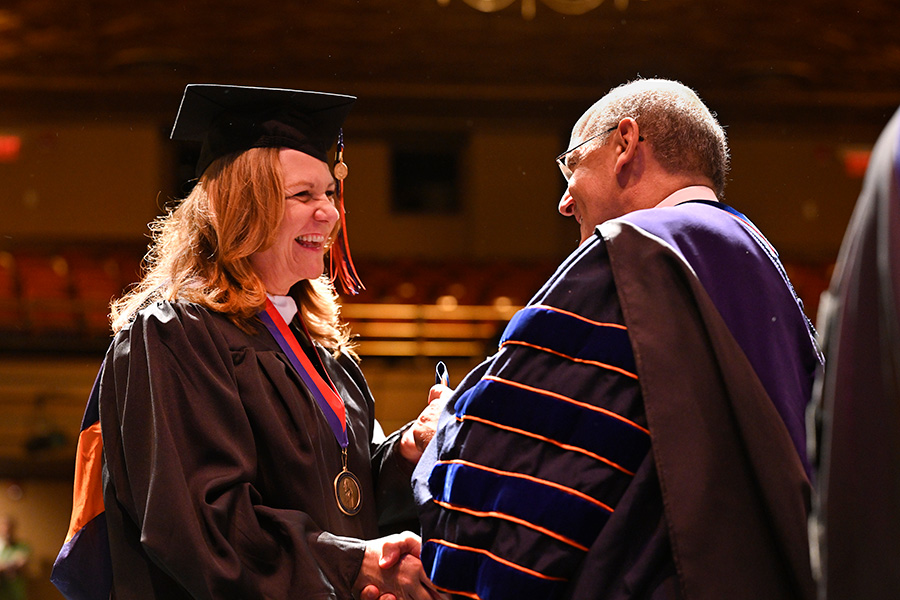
[{"xmin": 249, "ymin": 149, "xmax": 340, "ymax": 294}]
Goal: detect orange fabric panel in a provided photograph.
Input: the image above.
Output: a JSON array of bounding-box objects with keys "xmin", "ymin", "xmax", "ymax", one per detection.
[{"xmin": 65, "ymin": 422, "xmax": 104, "ymax": 542}]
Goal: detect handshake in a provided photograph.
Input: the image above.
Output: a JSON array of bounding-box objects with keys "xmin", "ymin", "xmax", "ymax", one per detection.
[
  {"xmin": 354, "ymin": 531, "xmax": 446, "ymax": 600},
  {"xmin": 353, "ymin": 367, "xmax": 453, "ymax": 600}
]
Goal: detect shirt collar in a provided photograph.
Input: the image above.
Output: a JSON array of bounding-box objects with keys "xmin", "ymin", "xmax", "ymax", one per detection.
[
  {"xmin": 655, "ymin": 185, "xmax": 718, "ymax": 208},
  {"xmin": 268, "ymin": 294, "xmax": 299, "ymax": 325}
]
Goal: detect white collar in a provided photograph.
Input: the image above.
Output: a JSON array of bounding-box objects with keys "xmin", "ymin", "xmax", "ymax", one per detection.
[
  {"xmin": 267, "ymin": 294, "xmax": 298, "ymax": 325},
  {"xmin": 655, "ymin": 185, "xmax": 718, "ymax": 208}
]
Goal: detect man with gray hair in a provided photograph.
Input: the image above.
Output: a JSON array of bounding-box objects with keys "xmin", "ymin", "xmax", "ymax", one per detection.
[{"xmin": 411, "ymin": 78, "xmax": 820, "ymax": 600}]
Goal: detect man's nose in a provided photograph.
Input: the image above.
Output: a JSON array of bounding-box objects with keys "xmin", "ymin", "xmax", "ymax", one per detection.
[{"xmin": 558, "ymin": 188, "xmax": 575, "ymax": 216}]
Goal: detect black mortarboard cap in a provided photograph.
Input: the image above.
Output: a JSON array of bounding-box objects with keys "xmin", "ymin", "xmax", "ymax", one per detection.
[{"xmin": 170, "ymin": 84, "xmax": 356, "ymax": 176}]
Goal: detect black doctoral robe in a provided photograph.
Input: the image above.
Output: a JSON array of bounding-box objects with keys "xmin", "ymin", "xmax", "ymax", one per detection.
[
  {"xmin": 99, "ymin": 300, "xmax": 415, "ymax": 599},
  {"xmin": 414, "ymin": 201, "xmax": 819, "ymax": 600}
]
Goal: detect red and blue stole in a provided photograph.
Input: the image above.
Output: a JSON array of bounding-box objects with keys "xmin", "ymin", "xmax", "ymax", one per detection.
[{"xmin": 257, "ymin": 298, "xmax": 348, "ymax": 448}]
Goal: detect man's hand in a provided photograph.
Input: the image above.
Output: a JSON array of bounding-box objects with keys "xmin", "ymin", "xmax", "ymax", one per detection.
[
  {"xmin": 399, "ymin": 384, "xmax": 452, "ymax": 464},
  {"xmin": 353, "ymin": 532, "xmax": 443, "ymax": 600}
]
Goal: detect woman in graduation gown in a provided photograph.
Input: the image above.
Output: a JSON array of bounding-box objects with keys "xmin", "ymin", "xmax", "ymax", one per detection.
[{"xmin": 98, "ymin": 85, "xmax": 442, "ymax": 599}]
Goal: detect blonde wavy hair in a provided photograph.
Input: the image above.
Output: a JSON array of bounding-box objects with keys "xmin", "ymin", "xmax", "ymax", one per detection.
[{"xmin": 110, "ymin": 147, "xmax": 356, "ymax": 357}]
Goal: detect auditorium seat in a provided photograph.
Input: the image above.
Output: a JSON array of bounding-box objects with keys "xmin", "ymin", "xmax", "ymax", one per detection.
[
  {"xmin": 16, "ymin": 253, "xmax": 78, "ymax": 333},
  {"xmin": 64, "ymin": 249, "xmax": 122, "ymax": 335},
  {"xmin": 0, "ymin": 251, "xmax": 22, "ymax": 331}
]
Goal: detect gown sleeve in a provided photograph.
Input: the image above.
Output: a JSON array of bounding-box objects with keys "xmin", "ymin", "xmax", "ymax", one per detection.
[{"xmin": 99, "ymin": 302, "xmax": 367, "ymax": 600}]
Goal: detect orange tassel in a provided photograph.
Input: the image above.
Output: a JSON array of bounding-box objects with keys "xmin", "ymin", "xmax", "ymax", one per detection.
[{"xmin": 330, "ymin": 133, "xmax": 364, "ymax": 295}]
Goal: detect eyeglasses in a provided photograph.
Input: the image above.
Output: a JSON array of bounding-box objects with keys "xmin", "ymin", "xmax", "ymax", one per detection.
[{"xmin": 555, "ymin": 125, "xmax": 643, "ymax": 181}]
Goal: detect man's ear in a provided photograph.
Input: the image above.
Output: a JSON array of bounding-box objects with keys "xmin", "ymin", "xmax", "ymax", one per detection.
[{"xmin": 613, "ymin": 118, "xmax": 641, "ymax": 176}]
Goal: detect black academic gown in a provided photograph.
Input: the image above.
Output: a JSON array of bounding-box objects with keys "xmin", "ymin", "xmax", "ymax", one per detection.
[
  {"xmin": 99, "ymin": 300, "xmax": 415, "ymax": 600},
  {"xmin": 812, "ymin": 105, "xmax": 900, "ymax": 599}
]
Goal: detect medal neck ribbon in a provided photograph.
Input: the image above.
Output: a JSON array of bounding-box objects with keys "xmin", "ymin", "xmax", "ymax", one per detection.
[{"xmin": 258, "ymin": 297, "xmax": 348, "ymax": 448}]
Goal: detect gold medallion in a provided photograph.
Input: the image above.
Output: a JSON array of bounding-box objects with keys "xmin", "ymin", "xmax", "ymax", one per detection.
[
  {"xmin": 334, "ymin": 469, "xmax": 362, "ymax": 516},
  {"xmin": 333, "ymin": 161, "xmax": 349, "ymax": 181},
  {"xmin": 334, "ymin": 448, "xmax": 362, "ymax": 516}
]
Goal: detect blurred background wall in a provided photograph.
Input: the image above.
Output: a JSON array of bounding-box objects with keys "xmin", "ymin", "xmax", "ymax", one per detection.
[{"xmin": 0, "ymin": 0, "xmax": 898, "ymax": 596}]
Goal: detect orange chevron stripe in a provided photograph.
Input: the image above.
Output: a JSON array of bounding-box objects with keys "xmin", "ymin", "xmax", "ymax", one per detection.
[
  {"xmin": 499, "ymin": 339, "xmax": 638, "ymax": 379},
  {"xmin": 483, "ymin": 375, "xmax": 649, "ymax": 434},
  {"xmin": 527, "ymin": 304, "xmax": 628, "ymax": 330},
  {"xmin": 459, "ymin": 415, "xmax": 637, "ymax": 476},
  {"xmin": 435, "ymin": 458, "xmax": 613, "ymax": 511},
  {"xmin": 427, "ymin": 539, "xmax": 568, "ymax": 582},
  {"xmin": 433, "ymin": 500, "xmax": 590, "ymax": 551},
  {"xmin": 432, "ymin": 584, "xmax": 481, "ymax": 600}
]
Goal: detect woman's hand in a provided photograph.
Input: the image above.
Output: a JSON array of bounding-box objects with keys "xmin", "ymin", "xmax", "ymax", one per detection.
[
  {"xmin": 399, "ymin": 385, "xmax": 452, "ymax": 464},
  {"xmin": 353, "ymin": 532, "xmax": 443, "ymax": 600}
]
